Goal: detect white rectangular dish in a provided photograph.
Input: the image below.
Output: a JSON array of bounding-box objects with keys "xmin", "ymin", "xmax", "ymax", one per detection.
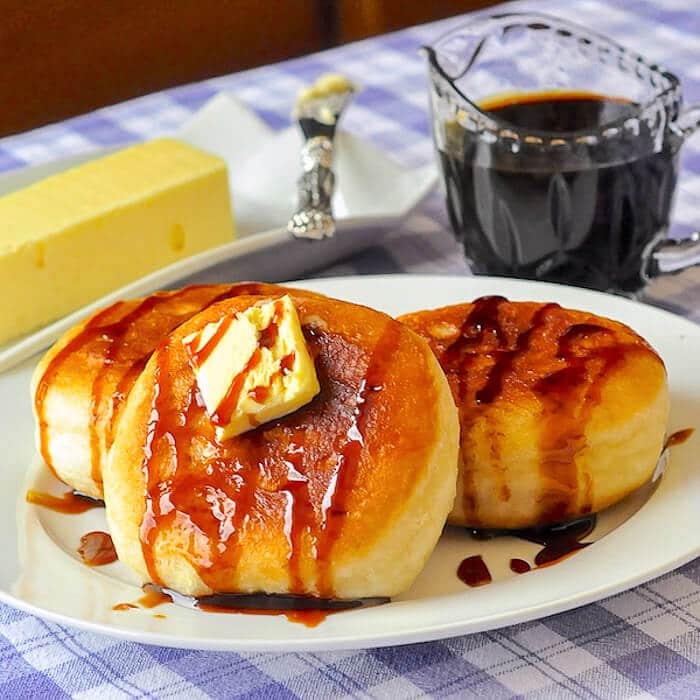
[{"xmin": 0, "ymin": 94, "xmax": 436, "ymax": 372}]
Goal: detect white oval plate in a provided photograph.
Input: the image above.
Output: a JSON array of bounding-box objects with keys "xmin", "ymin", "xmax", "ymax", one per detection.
[{"xmin": 2, "ymin": 274, "xmax": 699, "ymax": 652}]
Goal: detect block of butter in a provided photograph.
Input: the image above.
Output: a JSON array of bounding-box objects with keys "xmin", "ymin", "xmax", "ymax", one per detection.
[
  {"xmin": 0, "ymin": 138, "xmax": 235, "ymax": 345},
  {"xmin": 183, "ymin": 295, "xmax": 320, "ymax": 440}
]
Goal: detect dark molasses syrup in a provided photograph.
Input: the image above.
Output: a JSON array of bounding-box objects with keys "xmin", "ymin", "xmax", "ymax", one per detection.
[
  {"xmin": 458, "ymin": 514, "xmax": 597, "ymax": 587},
  {"xmin": 439, "ymin": 90, "xmax": 678, "ymax": 293},
  {"xmin": 440, "ymin": 296, "xmax": 659, "ymax": 524},
  {"xmin": 457, "ymin": 555, "xmax": 492, "ymax": 587},
  {"xmin": 665, "ymin": 428, "xmax": 694, "ymax": 448},
  {"xmin": 471, "ymin": 514, "xmax": 597, "ymax": 566},
  {"xmin": 195, "ymin": 591, "xmax": 386, "ymax": 628},
  {"xmin": 510, "ymin": 559, "xmax": 531, "ymax": 574},
  {"xmin": 113, "ymin": 586, "xmax": 387, "ymax": 628}
]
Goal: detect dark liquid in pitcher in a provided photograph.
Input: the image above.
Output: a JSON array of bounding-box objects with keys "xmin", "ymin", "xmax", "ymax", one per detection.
[{"xmin": 440, "ymin": 91, "xmax": 679, "ymax": 292}]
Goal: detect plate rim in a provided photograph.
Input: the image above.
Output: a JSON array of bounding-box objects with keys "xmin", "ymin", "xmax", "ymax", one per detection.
[
  {"xmin": 2, "ymin": 539, "xmax": 699, "ymax": 653},
  {"xmin": 4, "ymin": 273, "xmax": 700, "ymax": 652}
]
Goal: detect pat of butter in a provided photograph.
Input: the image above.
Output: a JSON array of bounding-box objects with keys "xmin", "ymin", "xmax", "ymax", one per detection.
[
  {"xmin": 0, "ymin": 138, "xmax": 235, "ymax": 346},
  {"xmin": 296, "ymin": 73, "xmax": 356, "ymax": 105},
  {"xmin": 183, "ymin": 295, "xmax": 320, "ymax": 440},
  {"xmin": 294, "ymin": 73, "xmax": 357, "ymax": 125}
]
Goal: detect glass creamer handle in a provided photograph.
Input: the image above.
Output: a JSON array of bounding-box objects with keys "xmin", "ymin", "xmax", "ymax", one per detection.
[
  {"xmin": 676, "ymin": 103, "xmax": 700, "ymax": 138},
  {"xmin": 645, "ymin": 104, "xmax": 700, "ymax": 280},
  {"xmin": 646, "ymin": 232, "xmax": 700, "ymax": 278}
]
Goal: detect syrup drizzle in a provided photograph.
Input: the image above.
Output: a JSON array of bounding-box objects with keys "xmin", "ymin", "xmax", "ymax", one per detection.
[
  {"xmin": 138, "ymin": 587, "xmax": 173, "ymax": 608},
  {"xmin": 186, "ymin": 315, "xmax": 235, "ymax": 366},
  {"xmin": 314, "ymin": 322, "xmax": 402, "ymax": 598},
  {"xmin": 211, "ymin": 348, "xmax": 262, "ymax": 426},
  {"xmin": 139, "ymin": 353, "xmax": 202, "ymax": 585},
  {"xmin": 26, "ymin": 489, "xmax": 105, "ymax": 514},
  {"xmin": 428, "ymin": 297, "xmax": 661, "ymax": 525},
  {"xmin": 665, "ymin": 428, "xmax": 694, "ymax": 448},
  {"xmin": 138, "ymin": 315, "xmax": 403, "ymax": 600},
  {"xmin": 114, "ymin": 586, "xmax": 387, "ymax": 627},
  {"xmin": 281, "ymin": 446, "xmax": 313, "ymax": 592},
  {"xmin": 35, "ymin": 282, "xmax": 278, "ymax": 486},
  {"xmin": 77, "ymin": 531, "xmax": 117, "ymax": 566},
  {"xmin": 108, "ymin": 356, "xmax": 148, "ymax": 449},
  {"xmin": 459, "ymin": 514, "xmax": 597, "ymax": 587},
  {"xmin": 440, "ymin": 296, "xmax": 509, "ymax": 513},
  {"xmin": 88, "ymin": 293, "xmax": 187, "ymax": 486},
  {"xmin": 535, "ymin": 323, "xmax": 625, "ymax": 522},
  {"xmin": 475, "ymin": 303, "xmax": 560, "ymax": 404},
  {"xmin": 510, "ymin": 558, "xmax": 531, "ymax": 574},
  {"xmin": 138, "ymin": 339, "xmax": 274, "ymax": 589},
  {"xmin": 34, "ymin": 301, "xmax": 125, "ymax": 478},
  {"xmin": 249, "ymin": 352, "xmax": 296, "ymax": 404},
  {"xmin": 259, "ymin": 299, "xmax": 284, "ymax": 348},
  {"xmin": 457, "ymin": 555, "xmax": 492, "ymax": 587},
  {"xmin": 441, "ymin": 296, "xmax": 507, "ymax": 371}
]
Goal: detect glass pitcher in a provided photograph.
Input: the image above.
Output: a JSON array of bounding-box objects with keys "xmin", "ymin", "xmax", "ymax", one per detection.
[{"xmin": 424, "ymin": 12, "xmax": 700, "ymax": 294}]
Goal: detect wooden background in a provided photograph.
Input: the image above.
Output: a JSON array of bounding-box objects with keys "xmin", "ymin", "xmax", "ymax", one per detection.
[{"xmin": 0, "ymin": 0, "xmax": 501, "ymax": 137}]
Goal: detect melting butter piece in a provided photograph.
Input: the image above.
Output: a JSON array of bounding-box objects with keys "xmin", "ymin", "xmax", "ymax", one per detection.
[
  {"xmin": 183, "ymin": 295, "xmax": 320, "ymax": 440},
  {"xmin": 296, "ymin": 73, "xmax": 356, "ymax": 104},
  {"xmin": 294, "ymin": 73, "xmax": 357, "ymax": 125}
]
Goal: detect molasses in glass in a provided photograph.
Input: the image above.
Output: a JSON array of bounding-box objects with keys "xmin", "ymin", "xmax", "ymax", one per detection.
[{"xmin": 425, "ymin": 13, "xmax": 700, "ymax": 295}]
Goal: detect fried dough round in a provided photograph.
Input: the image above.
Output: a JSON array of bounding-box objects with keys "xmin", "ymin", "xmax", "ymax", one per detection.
[
  {"xmin": 31, "ymin": 283, "xmax": 313, "ymax": 498},
  {"xmin": 104, "ymin": 293, "xmax": 459, "ymax": 599},
  {"xmin": 399, "ymin": 297, "xmax": 669, "ymax": 529}
]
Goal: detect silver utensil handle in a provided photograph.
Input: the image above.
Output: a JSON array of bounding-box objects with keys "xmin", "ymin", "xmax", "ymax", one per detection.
[{"xmin": 288, "ymin": 136, "xmax": 336, "ymax": 240}]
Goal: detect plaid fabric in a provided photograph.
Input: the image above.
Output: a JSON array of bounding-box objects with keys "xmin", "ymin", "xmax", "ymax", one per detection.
[{"xmin": 2, "ymin": 0, "xmax": 700, "ymax": 696}]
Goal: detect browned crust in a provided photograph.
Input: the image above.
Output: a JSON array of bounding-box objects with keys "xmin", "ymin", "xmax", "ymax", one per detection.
[
  {"xmin": 399, "ymin": 299, "xmax": 668, "ymax": 528},
  {"xmin": 106, "ymin": 292, "xmax": 456, "ymax": 596},
  {"xmin": 32, "ymin": 282, "xmax": 321, "ymax": 496}
]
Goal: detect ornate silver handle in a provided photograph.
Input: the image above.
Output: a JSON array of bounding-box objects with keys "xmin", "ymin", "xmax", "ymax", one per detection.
[
  {"xmin": 287, "ymin": 75, "xmax": 356, "ymax": 240},
  {"xmin": 288, "ymin": 136, "xmax": 336, "ymax": 240}
]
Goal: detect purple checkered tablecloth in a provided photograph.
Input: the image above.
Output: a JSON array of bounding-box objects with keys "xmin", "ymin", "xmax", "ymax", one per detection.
[{"xmin": 2, "ymin": 0, "xmax": 700, "ymax": 697}]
